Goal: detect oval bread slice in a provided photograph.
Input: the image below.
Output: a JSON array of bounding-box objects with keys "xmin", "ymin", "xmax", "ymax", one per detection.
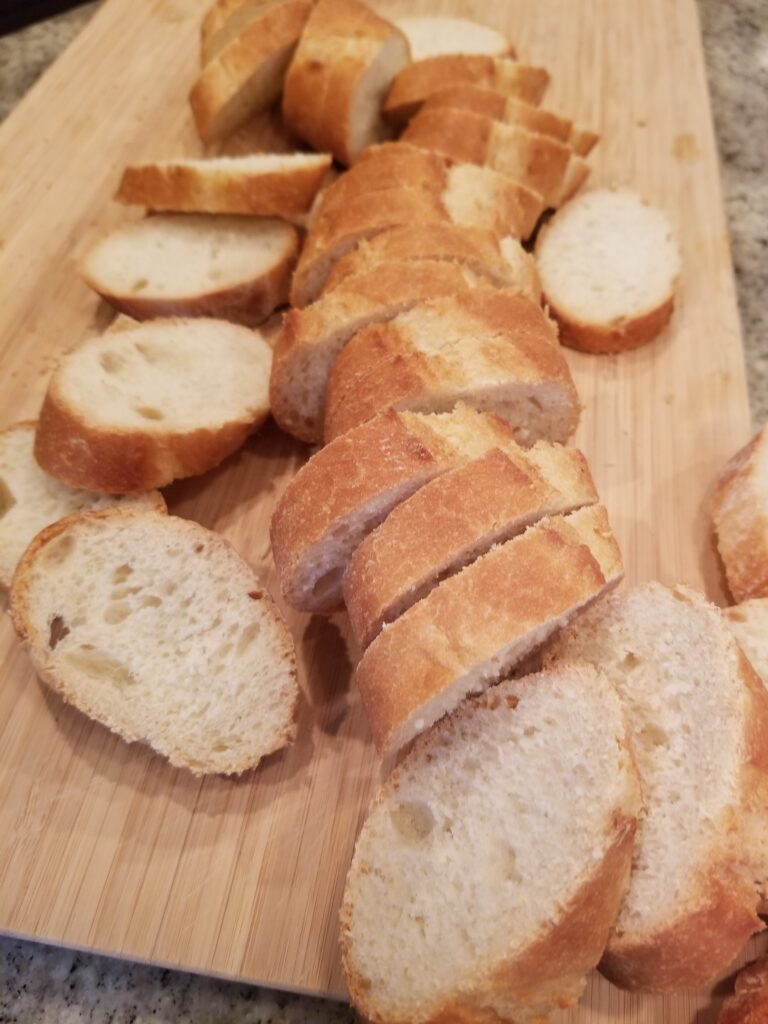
[
  {"xmin": 35, "ymin": 318, "xmax": 272, "ymax": 493},
  {"xmin": 80, "ymin": 213, "xmax": 299, "ymax": 325},
  {"xmin": 10, "ymin": 509, "xmax": 299, "ymax": 774},
  {"xmin": 0, "ymin": 422, "xmax": 165, "ymax": 589},
  {"xmin": 535, "ymin": 188, "xmax": 680, "ymax": 353},
  {"xmin": 394, "ymin": 16, "xmax": 512, "ymax": 61},
  {"xmin": 341, "ymin": 663, "xmax": 641, "ymax": 1024}
]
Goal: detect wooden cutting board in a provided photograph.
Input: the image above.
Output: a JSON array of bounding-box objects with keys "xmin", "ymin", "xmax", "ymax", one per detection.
[{"xmin": 0, "ymin": 0, "xmax": 762, "ymax": 1017}]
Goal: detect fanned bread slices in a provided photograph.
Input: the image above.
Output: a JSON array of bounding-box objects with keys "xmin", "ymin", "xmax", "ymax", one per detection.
[
  {"xmin": 344, "ymin": 443, "xmax": 598, "ymax": 649},
  {"xmin": 422, "ymin": 84, "xmax": 599, "ymax": 156},
  {"xmin": 535, "ymin": 188, "xmax": 680, "ymax": 353},
  {"xmin": 201, "ymin": 0, "xmax": 289, "ymax": 65},
  {"xmin": 394, "ymin": 16, "xmax": 512, "ymax": 61},
  {"xmin": 403, "ymin": 106, "xmax": 583, "ymax": 209},
  {"xmin": 355, "ymin": 504, "xmax": 622, "ymax": 755},
  {"xmin": 190, "ymin": 0, "xmax": 312, "ymax": 143},
  {"xmin": 323, "ymin": 288, "xmax": 581, "ymax": 445},
  {"xmin": 10, "ymin": 509, "xmax": 298, "ymax": 774},
  {"xmin": 545, "ymin": 582, "xmax": 768, "ymax": 990},
  {"xmin": 270, "ymin": 404, "xmax": 523, "ymax": 613},
  {"xmin": 0, "ymin": 423, "xmax": 165, "ymax": 589},
  {"xmin": 80, "ymin": 214, "xmax": 299, "ymax": 325},
  {"xmin": 115, "ymin": 153, "xmax": 332, "ymax": 217},
  {"xmin": 712, "ymin": 426, "xmax": 768, "ymax": 603},
  {"xmin": 341, "ymin": 664, "xmax": 641, "ymax": 1024},
  {"xmin": 35, "ymin": 318, "xmax": 272, "ymax": 493},
  {"xmin": 282, "ymin": 0, "xmax": 410, "ymax": 166},
  {"xmin": 719, "ymin": 957, "xmax": 768, "ymax": 1024},
  {"xmin": 271, "ymin": 253, "xmax": 539, "ymax": 444},
  {"xmin": 724, "ymin": 599, "xmax": 768, "ymax": 683},
  {"xmin": 383, "ymin": 54, "xmax": 550, "ymax": 127}
]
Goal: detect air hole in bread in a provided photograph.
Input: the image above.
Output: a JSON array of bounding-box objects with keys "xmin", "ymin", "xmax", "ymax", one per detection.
[
  {"xmin": 194, "ymin": 543, "xmax": 204, "ymax": 553},
  {"xmin": 211, "ymin": 739, "xmax": 231, "ymax": 753},
  {"xmin": 139, "ymin": 595, "xmax": 161, "ymax": 609},
  {"xmin": 63, "ymin": 647, "xmax": 136, "ymax": 689},
  {"xmin": 99, "ymin": 351, "xmax": 124, "ymax": 374},
  {"xmin": 389, "ymin": 800, "xmax": 435, "ymax": 841},
  {"xmin": 112, "ymin": 563, "xmax": 134, "ymax": 584},
  {"xmin": 492, "ymin": 842, "xmax": 523, "ymax": 885},
  {"xmin": 135, "ymin": 405, "xmax": 165, "ymax": 421},
  {"xmin": 622, "ymin": 651, "xmax": 640, "ymax": 668},
  {"xmin": 237, "ymin": 621, "xmax": 261, "ymax": 655},
  {"xmin": 48, "ymin": 614, "xmax": 70, "ymax": 650},
  {"xmin": 134, "ymin": 341, "xmax": 159, "ymax": 363},
  {"xmin": 131, "ymin": 277, "xmax": 149, "ymax": 293},
  {"xmin": 0, "ymin": 476, "xmax": 15, "ymax": 520},
  {"xmin": 637, "ymin": 722, "xmax": 669, "ymax": 751},
  {"xmin": 104, "ymin": 601, "xmax": 132, "ymax": 625},
  {"xmin": 729, "ymin": 611, "xmax": 747, "ymax": 623},
  {"xmin": 42, "ymin": 533, "xmax": 76, "ymax": 567},
  {"xmin": 248, "ymin": 589, "xmax": 264, "ymax": 601}
]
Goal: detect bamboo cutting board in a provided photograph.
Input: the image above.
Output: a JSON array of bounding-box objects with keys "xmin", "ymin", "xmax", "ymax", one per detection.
[{"xmin": 0, "ymin": 0, "xmax": 762, "ymax": 1018}]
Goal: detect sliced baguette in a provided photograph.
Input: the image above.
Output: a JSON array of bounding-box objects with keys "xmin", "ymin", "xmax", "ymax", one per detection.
[
  {"xmin": 355, "ymin": 504, "xmax": 622, "ymax": 755},
  {"xmin": 80, "ymin": 213, "xmax": 298, "ymax": 326},
  {"xmin": 344, "ymin": 443, "xmax": 598, "ymax": 648},
  {"xmin": 10, "ymin": 509, "xmax": 298, "ymax": 774},
  {"xmin": 545, "ymin": 582, "xmax": 768, "ymax": 990},
  {"xmin": 724, "ymin": 599, "xmax": 768, "ymax": 683},
  {"xmin": 341, "ymin": 663, "xmax": 640, "ymax": 1024},
  {"xmin": 201, "ymin": 0, "xmax": 288, "ymax": 65},
  {"xmin": 115, "ymin": 153, "xmax": 332, "ymax": 217},
  {"xmin": 190, "ymin": 0, "xmax": 312, "ymax": 143},
  {"xmin": 323, "ymin": 288, "xmax": 581, "ymax": 445},
  {"xmin": 270, "ymin": 404, "xmax": 524, "ymax": 613},
  {"xmin": 535, "ymin": 188, "xmax": 680, "ymax": 353},
  {"xmin": 272, "ymin": 251, "xmax": 539, "ymax": 444},
  {"xmin": 421, "ymin": 84, "xmax": 599, "ymax": 156},
  {"xmin": 394, "ymin": 16, "xmax": 512, "ymax": 61},
  {"xmin": 403, "ymin": 106, "xmax": 579, "ymax": 208},
  {"xmin": 719, "ymin": 957, "xmax": 768, "ymax": 1024},
  {"xmin": 712, "ymin": 426, "xmax": 768, "ymax": 603},
  {"xmin": 0, "ymin": 423, "xmax": 165, "ymax": 589},
  {"xmin": 35, "ymin": 318, "xmax": 272, "ymax": 493},
  {"xmin": 282, "ymin": 0, "xmax": 410, "ymax": 166},
  {"xmin": 383, "ymin": 54, "xmax": 550, "ymax": 127}
]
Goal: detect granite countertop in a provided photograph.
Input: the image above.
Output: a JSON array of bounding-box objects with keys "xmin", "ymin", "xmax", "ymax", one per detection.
[{"xmin": 0, "ymin": 2, "xmax": 766, "ymax": 1021}]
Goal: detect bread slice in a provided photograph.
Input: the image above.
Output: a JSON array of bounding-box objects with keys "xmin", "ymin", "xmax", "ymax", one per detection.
[
  {"xmin": 323, "ymin": 288, "xmax": 581, "ymax": 445},
  {"xmin": 383, "ymin": 54, "xmax": 549, "ymax": 127},
  {"xmin": 0, "ymin": 423, "xmax": 165, "ymax": 589},
  {"xmin": 115, "ymin": 153, "xmax": 332, "ymax": 218},
  {"xmin": 272, "ymin": 251, "xmax": 539, "ymax": 444},
  {"xmin": 282, "ymin": 0, "xmax": 410, "ymax": 166},
  {"xmin": 341, "ymin": 663, "xmax": 640, "ymax": 1024},
  {"xmin": 10, "ymin": 509, "xmax": 298, "ymax": 774},
  {"xmin": 344, "ymin": 443, "xmax": 598, "ymax": 649},
  {"xmin": 724, "ymin": 599, "xmax": 768, "ymax": 683},
  {"xmin": 535, "ymin": 188, "xmax": 680, "ymax": 353},
  {"xmin": 403, "ymin": 106, "xmax": 580, "ymax": 208},
  {"xmin": 35, "ymin": 318, "xmax": 272, "ymax": 493},
  {"xmin": 201, "ymin": 0, "xmax": 288, "ymax": 65},
  {"xmin": 80, "ymin": 213, "xmax": 298, "ymax": 325},
  {"xmin": 190, "ymin": 0, "xmax": 312, "ymax": 143},
  {"xmin": 545, "ymin": 581, "xmax": 768, "ymax": 990},
  {"xmin": 270, "ymin": 404, "xmax": 525, "ymax": 613},
  {"xmin": 355, "ymin": 504, "xmax": 622, "ymax": 755},
  {"xmin": 719, "ymin": 956, "xmax": 768, "ymax": 1024},
  {"xmin": 394, "ymin": 16, "xmax": 512, "ymax": 61},
  {"xmin": 421, "ymin": 84, "xmax": 599, "ymax": 156},
  {"xmin": 712, "ymin": 426, "xmax": 768, "ymax": 603}
]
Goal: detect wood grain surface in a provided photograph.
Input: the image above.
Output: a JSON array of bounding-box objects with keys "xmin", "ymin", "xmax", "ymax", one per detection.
[{"xmin": 0, "ymin": 0, "xmax": 763, "ymax": 1017}]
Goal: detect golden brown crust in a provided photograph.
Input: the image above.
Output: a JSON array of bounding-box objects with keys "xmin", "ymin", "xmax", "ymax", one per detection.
[
  {"xmin": 422, "ymin": 85, "xmax": 574, "ymax": 144},
  {"xmin": 201, "ymin": 0, "xmax": 288, "ymax": 65},
  {"xmin": 719, "ymin": 957, "xmax": 768, "ymax": 1024},
  {"xmin": 712, "ymin": 428, "xmax": 768, "ymax": 603},
  {"xmin": 190, "ymin": 1, "xmax": 312, "ymax": 143},
  {"xmin": 549, "ymin": 295, "xmax": 676, "ymax": 354},
  {"xmin": 282, "ymin": 0, "xmax": 409, "ymax": 165},
  {"xmin": 115, "ymin": 157, "xmax": 332, "ymax": 217}
]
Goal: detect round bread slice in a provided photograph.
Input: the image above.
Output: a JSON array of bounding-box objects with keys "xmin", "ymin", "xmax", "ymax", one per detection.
[
  {"xmin": 35, "ymin": 318, "xmax": 272, "ymax": 493},
  {"xmin": 10, "ymin": 509, "xmax": 298, "ymax": 774},
  {"xmin": 394, "ymin": 16, "xmax": 512, "ymax": 61},
  {"xmin": 535, "ymin": 188, "xmax": 680, "ymax": 353},
  {"xmin": 341, "ymin": 663, "xmax": 641, "ymax": 1024},
  {"xmin": 0, "ymin": 422, "xmax": 165, "ymax": 589},
  {"xmin": 80, "ymin": 213, "xmax": 299, "ymax": 325},
  {"xmin": 545, "ymin": 582, "xmax": 768, "ymax": 990}
]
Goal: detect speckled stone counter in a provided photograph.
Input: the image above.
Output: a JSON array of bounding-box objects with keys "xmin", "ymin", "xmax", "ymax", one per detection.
[{"xmin": 0, "ymin": 2, "xmax": 766, "ymax": 1020}]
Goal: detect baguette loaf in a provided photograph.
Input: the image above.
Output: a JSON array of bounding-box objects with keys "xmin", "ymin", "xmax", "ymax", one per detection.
[
  {"xmin": 270, "ymin": 404, "xmax": 524, "ymax": 613},
  {"xmin": 10, "ymin": 509, "xmax": 298, "ymax": 774},
  {"xmin": 201, "ymin": 0, "xmax": 287, "ymax": 65},
  {"xmin": 323, "ymin": 288, "xmax": 581, "ymax": 445},
  {"xmin": 0, "ymin": 422, "xmax": 165, "ymax": 589},
  {"xmin": 719, "ymin": 957, "xmax": 768, "ymax": 1024},
  {"xmin": 545, "ymin": 582, "xmax": 768, "ymax": 990},
  {"xmin": 535, "ymin": 188, "xmax": 680, "ymax": 353},
  {"xmin": 724, "ymin": 599, "xmax": 768, "ymax": 683},
  {"xmin": 341, "ymin": 663, "xmax": 640, "ymax": 1024},
  {"xmin": 115, "ymin": 153, "xmax": 332, "ymax": 218},
  {"xmin": 190, "ymin": 0, "xmax": 312, "ymax": 143},
  {"xmin": 80, "ymin": 213, "xmax": 299, "ymax": 326},
  {"xmin": 35, "ymin": 318, "xmax": 272, "ymax": 493},
  {"xmin": 355, "ymin": 504, "xmax": 622, "ymax": 755},
  {"xmin": 344, "ymin": 443, "xmax": 598, "ymax": 648},
  {"xmin": 282, "ymin": 0, "xmax": 410, "ymax": 165},
  {"xmin": 712, "ymin": 426, "xmax": 768, "ymax": 603},
  {"xmin": 384, "ymin": 54, "xmax": 549, "ymax": 127},
  {"xmin": 394, "ymin": 16, "xmax": 512, "ymax": 61}
]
